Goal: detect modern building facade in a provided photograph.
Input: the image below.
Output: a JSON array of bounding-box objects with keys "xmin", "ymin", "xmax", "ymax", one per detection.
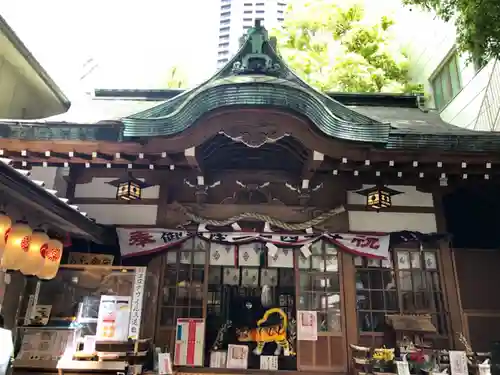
[
  {"xmin": 217, "ymin": 0, "xmax": 287, "ymax": 68},
  {"xmin": 402, "ymin": 9, "xmax": 500, "ymax": 132}
]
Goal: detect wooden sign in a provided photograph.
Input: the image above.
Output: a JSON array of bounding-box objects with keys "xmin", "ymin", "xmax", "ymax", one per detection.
[{"xmin": 67, "ymin": 252, "xmax": 114, "ymax": 266}]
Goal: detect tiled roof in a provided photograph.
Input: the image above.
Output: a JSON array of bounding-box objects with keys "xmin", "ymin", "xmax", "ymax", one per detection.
[
  {"xmin": 0, "ymin": 158, "xmax": 89, "ymax": 218},
  {"xmin": 0, "ymin": 158, "xmax": 112, "ymax": 243},
  {"xmin": 0, "ymin": 22, "xmax": 499, "ymax": 153},
  {"xmin": 353, "ymin": 106, "xmax": 500, "ymax": 151}
]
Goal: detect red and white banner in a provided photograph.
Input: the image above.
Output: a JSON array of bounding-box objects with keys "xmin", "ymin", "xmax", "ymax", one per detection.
[
  {"xmin": 116, "ymin": 228, "xmax": 391, "ymax": 259},
  {"xmin": 174, "ymin": 318, "xmax": 205, "ymax": 367}
]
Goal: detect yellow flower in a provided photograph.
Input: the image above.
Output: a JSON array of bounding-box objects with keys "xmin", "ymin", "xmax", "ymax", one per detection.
[{"xmin": 373, "ymin": 347, "xmax": 394, "ymax": 362}]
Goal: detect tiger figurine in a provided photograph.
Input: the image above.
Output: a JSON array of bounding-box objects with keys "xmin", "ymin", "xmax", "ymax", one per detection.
[{"xmin": 236, "ymin": 307, "xmax": 293, "ymax": 356}]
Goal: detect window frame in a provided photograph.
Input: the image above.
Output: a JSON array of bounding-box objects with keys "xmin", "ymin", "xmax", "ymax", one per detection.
[
  {"xmin": 354, "ymin": 247, "xmax": 448, "ymax": 341},
  {"xmin": 159, "ymin": 238, "xmax": 209, "ymax": 329},
  {"xmin": 355, "ymin": 255, "xmax": 398, "ymax": 335},
  {"xmin": 297, "ymin": 240, "xmax": 343, "ymax": 336},
  {"xmin": 431, "ymin": 52, "xmax": 462, "ymax": 111}
]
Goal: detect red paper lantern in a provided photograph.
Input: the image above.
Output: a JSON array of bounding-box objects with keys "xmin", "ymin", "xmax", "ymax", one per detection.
[
  {"xmin": 20, "ymin": 230, "xmax": 49, "ymax": 276},
  {"xmin": 0, "ymin": 212, "xmax": 12, "ymax": 258},
  {"xmin": 37, "ymin": 239, "xmax": 63, "ymax": 280},
  {"xmin": 1, "ymin": 221, "xmax": 32, "ymax": 270}
]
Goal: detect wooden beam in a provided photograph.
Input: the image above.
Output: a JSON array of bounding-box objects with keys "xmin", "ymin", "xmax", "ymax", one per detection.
[
  {"xmin": 91, "ymin": 151, "xmax": 114, "ymax": 164},
  {"xmin": 184, "ymin": 147, "xmax": 201, "ymax": 171},
  {"xmin": 302, "ymin": 150, "xmax": 324, "ymax": 180}
]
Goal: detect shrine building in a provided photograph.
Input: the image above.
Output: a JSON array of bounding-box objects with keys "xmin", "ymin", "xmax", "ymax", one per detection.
[{"xmin": 2, "ymin": 21, "xmax": 500, "ymax": 374}]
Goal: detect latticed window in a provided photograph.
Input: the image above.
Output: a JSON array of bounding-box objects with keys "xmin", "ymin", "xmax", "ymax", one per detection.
[
  {"xmin": 355, "ymin": 255, "xmax": 397, "ymax": 333},
  {"xmin": 298, "ymin": 240, "xmax": 341, "ymax": 333},
  {"xmin": 354, "ymin": 249, "xmax": 447, "ymax": 350},
  {"xmin": 355, "ymin": 248, "xmax": 446, "ymax": 345},
  {"xmin": 160, "ymin": 238, "xmax": 207, "ymax": 326},
  {"xmin": 431, "ymin": 52, "xmax": 461, "ymax": 110},
  {"xmin": 395, "ymin": 249, "xmax": 446, "ymax": 332}
]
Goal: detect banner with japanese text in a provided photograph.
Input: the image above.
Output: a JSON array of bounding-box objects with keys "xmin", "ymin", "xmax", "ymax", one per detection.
[{"xmin": 117, "ymin": 228, "xmax": 391, "ymax": 259}]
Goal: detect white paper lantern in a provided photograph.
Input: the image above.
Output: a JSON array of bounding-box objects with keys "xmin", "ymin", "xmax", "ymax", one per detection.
[
  {"xmin": 20, "ymin": 230, "xmax": 49, "ymax": 276},
  {"xmin": 37, "ymin": 239, "xmax": 63, "ymax": 280},
  {"xmin": 0, "ymin": 212, "xmax": 12, "ymax": 259},
  {"xmin": 1, "ymin": 221, "xmax": 32, "ymax": 270}
]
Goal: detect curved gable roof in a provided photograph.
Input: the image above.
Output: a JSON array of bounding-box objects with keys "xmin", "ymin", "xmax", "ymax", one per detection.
[{"xmin": 123, "ymin": 21, "xmax": 390, "ymax": 144}]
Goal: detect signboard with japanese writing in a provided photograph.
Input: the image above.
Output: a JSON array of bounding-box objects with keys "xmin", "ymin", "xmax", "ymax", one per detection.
[
  {"xmin": 96, "ymin": 295, "xmax": 131, "ymax": 341},
  {"xmin": 67, "ymin": 252, "xmax": 114, "ymax": 266},
  {"xmin": 16, "ymin": 328, "xmax": 73, "ymax": 361},
  {"xmin": 128, "ymin": 267, "xmax": 146, "ymax": 340},
  {"xmin": 174, "ymin": 318, "xmax": 205, "ymax": 367},
  {"xmin": 117, "ymin": 228, "xmax": 190, "ymax": 257},
  {"xmin": 117, "ymin": 228, "xmax": 391, "ymax": 260},
  {"xmin": 449, "ymin": 351, "xmax": 469, "ymax": 375},
  {"xmin": 297, "ymin": 310, "xmax": 318, "ymax": 341},
  {"xmin": 226, "ymin": 344, "xmax": 249, "ymax": 369}
]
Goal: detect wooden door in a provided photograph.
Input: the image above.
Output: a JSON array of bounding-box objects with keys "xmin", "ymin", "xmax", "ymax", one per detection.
[{"xmin": 296, "ymin": 241, "xmax": 348, "ymax": 372}]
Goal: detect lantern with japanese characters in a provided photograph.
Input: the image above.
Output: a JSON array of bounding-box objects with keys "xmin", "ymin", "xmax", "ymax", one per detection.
[
  {"xmin": 1, "ymin": 221, "xmax": 32, "ymax": 270},
  {"xmin": 117, "ymin": 180, "xmax": 141, "ymax": 201},
  {"xmin": 0, "ymin": 212, "xmax": 12, "ymax": 257},
  {"xmin": 37, "ymin": 239, "xmax": 63, "ymax": 280},
  {"xmin": 355, "ymin": 185, "xmax": 403, "ymax": 211},
  {"xmin": 20, "ymin": 230, "xmax": 49, "ymax": 276},
  {"xmin": 113, "ymin": 173, "xmax": 151, "ymax": 201}
]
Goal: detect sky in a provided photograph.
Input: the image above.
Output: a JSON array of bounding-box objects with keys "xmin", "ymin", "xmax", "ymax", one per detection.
[
  {"xmin": 0, "ymin": 0, "xmax": 219, "ymax": 98},
  {"xmin": 0, "ymin": 0, "xmax": 439, "ymax": 100}
]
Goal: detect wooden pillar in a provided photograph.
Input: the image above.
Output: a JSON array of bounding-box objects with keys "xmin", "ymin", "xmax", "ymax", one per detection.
[
  {"xmin": 433, "ymin": 190, "xmax": 465, "ymax": 348},
  {"xmin": 155, "ymin": 174, "xmax": 170, "ymax": 227},
  {"xmin": 150, "ymin": 174, "xmax": 170, "ymax": 346},
  {"xmin": 141, "ymin": 255, "xmax": 162, "ymax": 342},
  {"xmin": 341, "ymin": 251, "xmax": 358, "ymax": 372}
]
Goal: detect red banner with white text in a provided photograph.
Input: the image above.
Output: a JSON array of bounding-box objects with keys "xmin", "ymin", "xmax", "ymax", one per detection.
[{"xmin": 117, "ymin": 228, "xmax": 390, "ymax": 259}]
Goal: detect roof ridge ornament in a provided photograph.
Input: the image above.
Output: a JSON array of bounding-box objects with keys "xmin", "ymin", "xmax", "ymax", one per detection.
[{"xmin": 232, "ymin": 19, "xmax": 282, "ymax": 76}]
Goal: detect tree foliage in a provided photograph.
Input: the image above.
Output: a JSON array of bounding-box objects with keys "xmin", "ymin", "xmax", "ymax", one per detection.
[
  {"xmin": 273, "ymin": 0, "xmax": 423, "ymax": 93},
  {"xmin": 401, "ymin": 0, "xmax": 500, "ymax": 64},
  {"xmin": 164, "ymin": 65, "xmax": 189, "ymax": 88}
]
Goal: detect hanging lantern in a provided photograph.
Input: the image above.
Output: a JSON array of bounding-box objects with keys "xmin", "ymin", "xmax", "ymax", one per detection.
[
  {"xmin": 1, "ymin": 221, "xmax": 32, "ymax": 270},
  {"xmin": 20, "ymin": 230, "xmax": 49, "ymax": 276},
  {"xmin": 355, "ymin": 185, "xmax": 403, "ymax": 211},
  {"xmin": 111, "ymin": 173, "xmax": 151, "ymax": 201},
  {"xmin": 0, "ymin": 212, "xmax": 12, "ymax": 258},
  {"xmin": 37, "ymin": 239, "xmax": 63, "ymax": 280}
]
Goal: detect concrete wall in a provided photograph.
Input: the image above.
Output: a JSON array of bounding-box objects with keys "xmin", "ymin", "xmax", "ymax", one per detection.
[
  {"xmin": 347, "ymin": 185, "xmax": 436, "ymax": 233},
  {"xmin": 398, "ymin": 7, "xmax": 500, "ymax": 131},
  {"xmin": 74, "ymin": 177, "xmax": 160, "ymax": 225}
]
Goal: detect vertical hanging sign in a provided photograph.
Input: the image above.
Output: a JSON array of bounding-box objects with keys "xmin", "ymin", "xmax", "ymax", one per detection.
[
  {"xmin": 297, "ymin": 310, "xmax": 318, "ymax": 341},
  {"xmin": 23, "ymin": 280, "xmax": 41, "ymax": 325},
  {"xmin": 128, "ymin": 267, "xmax": 146, "ymax": 340},
  {"xmin": 174, "ymin": 318, "xmax": 205, "ymax": 366}
]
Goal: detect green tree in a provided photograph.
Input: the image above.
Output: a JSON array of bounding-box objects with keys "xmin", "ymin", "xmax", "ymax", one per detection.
[
  {"xmin": 401, "ymin": 0, "xmax": 500, "ymax": 65},
  {"xmin": 164, "ymin": 65, "xmax": 189, "ymax": 88},
  {"xmin": 273, "ymin": 0, "xmax": 423, "ymax": 93}
]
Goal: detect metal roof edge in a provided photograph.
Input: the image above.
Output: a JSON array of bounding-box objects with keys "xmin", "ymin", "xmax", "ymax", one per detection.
[{"xmin": 0, "ymin": 15, "xmax": 70, "ymax": 111}]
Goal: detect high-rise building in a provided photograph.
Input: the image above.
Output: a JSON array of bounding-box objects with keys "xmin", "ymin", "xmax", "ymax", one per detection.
[{"xmin": 217, "ymin": 0, "xmax": 287, "ymax": 68}]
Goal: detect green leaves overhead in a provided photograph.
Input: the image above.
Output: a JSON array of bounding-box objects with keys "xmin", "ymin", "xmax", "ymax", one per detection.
[
  {"xmin": 401, "ymin": 0, "xmax": 500, "ymax": 65},
  {"xmin": 273, "ymin": 0, "xmax": 423, "ymax": 94},
  {"xmin": 164, "ymin": 65, "xmax": 189, "ymax": 89}
]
